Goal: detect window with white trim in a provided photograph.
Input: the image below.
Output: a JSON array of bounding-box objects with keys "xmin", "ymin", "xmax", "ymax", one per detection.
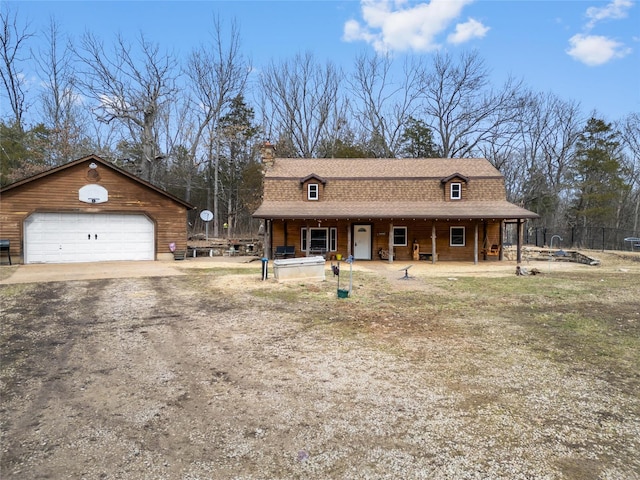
[
  {"xmin": 330, "ymin": 227, "xmax": 337, "ymax": 251},
  {"xmin": 308, "ymin": 183, "xmax": 319, "ymax": 200},
  {"xmin": 450, "ymin": 226, "xmax": 465, "ymax": 246},
  {"xmin": 450, "ymin": 182, "xmax": 461, "ymax": 200},
  {"xmin": 393, "ymin": 227, "xmax": 408, "ymax": 246},
  {"xmin": 301, "ymin": 227, "xmax": 328, "ymax": 252}
]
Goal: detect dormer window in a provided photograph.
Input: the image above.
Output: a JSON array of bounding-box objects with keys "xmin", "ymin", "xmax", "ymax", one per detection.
[
  {"xmin": 441, "ymin": 173, "xmax": 468, "ymax": 201},
  {"xmin": 450, "ymin": 183, "xmax": 461, "ymax": 200},
  {"xmin": 308, "ymin": 183, "xmax": 319, "ymax": 200},
  {"xmin": 301, "ymin": 174, "xmax": 326, "ymax": 201}
]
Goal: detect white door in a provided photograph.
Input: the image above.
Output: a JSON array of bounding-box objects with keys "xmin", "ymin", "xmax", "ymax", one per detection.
[
  {"xmin": 24, "ymin": 213, "xmax": 155, "ymax": 264},
  {"xmin": 353, "ymin": 224, "xmax": 372, "ymax": 260}
]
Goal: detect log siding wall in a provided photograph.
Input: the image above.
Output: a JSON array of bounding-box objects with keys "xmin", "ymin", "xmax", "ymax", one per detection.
[{"xmin": 269, "ymin": 219, "xmax": 502, "ymax": 261}]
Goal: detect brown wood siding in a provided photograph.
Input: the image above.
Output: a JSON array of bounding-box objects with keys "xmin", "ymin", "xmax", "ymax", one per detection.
[{"xmin": 0, "ymin": 159, "xmax": 189, "ymax": 262}]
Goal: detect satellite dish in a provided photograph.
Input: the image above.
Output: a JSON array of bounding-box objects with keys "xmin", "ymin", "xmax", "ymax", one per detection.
[{"xmin": 200, "ymin": 210, "xmax": 213, "ymax": 222}]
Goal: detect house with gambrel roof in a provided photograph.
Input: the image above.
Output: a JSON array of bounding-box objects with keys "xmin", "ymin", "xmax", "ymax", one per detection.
[{"xmin": 253, "ymin": 143, "xmax": 538, "ymax": 264}]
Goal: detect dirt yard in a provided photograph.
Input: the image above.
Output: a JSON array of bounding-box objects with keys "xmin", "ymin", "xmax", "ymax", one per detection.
[{"xmin": 1, "ymin": 252, "xmax": 639, "ymax": 479}]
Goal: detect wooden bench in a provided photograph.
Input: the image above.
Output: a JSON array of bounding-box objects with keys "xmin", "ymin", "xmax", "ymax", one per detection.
[
  {"xmin": 188, "ymin": 247, "xmax": 214, "ymax": 258},
  {"xmin": 274, "ymin": 245, "xmax": 295, "ymax": 259}
]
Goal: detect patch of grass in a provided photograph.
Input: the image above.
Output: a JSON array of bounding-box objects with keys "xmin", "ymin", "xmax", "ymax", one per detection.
[
  {"xmin": 249, "ymin": 268, "xmax": 640, "ymax": 392},
  {"xmin": 182, "ymin": 267, "xmax": 258, "ymax": 276}
]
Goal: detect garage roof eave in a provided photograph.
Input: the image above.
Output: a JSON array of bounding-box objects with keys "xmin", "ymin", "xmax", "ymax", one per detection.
[{"xmin": 0, "ymin": 154, "xmax": 197, "ymax": 210}]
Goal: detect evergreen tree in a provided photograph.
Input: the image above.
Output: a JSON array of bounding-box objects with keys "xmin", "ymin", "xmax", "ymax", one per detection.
[
  {"xmin": 218, "ymin": 95, "xmax": 261, "ymax": 236},
  {"xmin": 398, "ymin": 116, "xmax": 442, "ymax": 158},
  {"xmin": 569, "ymin": 117, "xmax": 629, "ymax": 229}
]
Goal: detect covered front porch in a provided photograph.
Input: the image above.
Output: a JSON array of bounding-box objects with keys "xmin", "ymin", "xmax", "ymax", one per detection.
[{"xmin": 261, "ymin": 217, "xmax": 531, "ymax": 264}]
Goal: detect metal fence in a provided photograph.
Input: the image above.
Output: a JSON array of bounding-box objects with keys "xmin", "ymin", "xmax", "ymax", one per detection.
[{"xmin": 508, "ymin": 225, "xmax": 640, "ymax": 252}]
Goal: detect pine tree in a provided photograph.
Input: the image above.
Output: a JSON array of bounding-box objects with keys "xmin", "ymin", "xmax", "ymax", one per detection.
[{"xmin": 570, "ymin": 117, "xmax": 629, "ymax": 229}]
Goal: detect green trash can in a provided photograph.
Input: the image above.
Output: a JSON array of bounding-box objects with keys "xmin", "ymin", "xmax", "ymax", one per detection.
[{"xmin": 337, "ymin": 288, "xmax": 349, "ymax": 298}]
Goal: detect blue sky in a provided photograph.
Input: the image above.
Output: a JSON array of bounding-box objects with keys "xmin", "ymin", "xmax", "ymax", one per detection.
[{"xmin": 9, "ymin": 0, "xmax": 640, "ymax": 121}]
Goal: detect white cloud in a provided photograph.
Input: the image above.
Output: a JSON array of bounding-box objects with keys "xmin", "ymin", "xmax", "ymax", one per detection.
[
  {"xmin": 447, "ymin": 18, "xmax": 490, "ymax": 45},
  {"xmin": 565, "ymin": 0, "xmax": 634, "ymax": 66},
  {"xmin": 343, "ymin": 0, "xmax": 483, "ymax": 53},
  {"xmin": 585, "ymin": 0, "xmax": 633, "ymax": 30},
  {"xmin": 566, "ymin": 33, "xmax": 632, "ymax": 66}
]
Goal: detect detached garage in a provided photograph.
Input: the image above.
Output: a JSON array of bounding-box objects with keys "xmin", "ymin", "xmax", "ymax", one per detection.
[{"xmin": 0, "ymin": 155, "xmax": 194, "ymax": 264}]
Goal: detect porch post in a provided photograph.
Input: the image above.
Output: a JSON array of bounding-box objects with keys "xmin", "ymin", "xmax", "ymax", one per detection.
[
  {"xmin": 347, "ymin": 224, "xmax": 352, "ymax": 258},
  {"xmin": 517, "ymin": 219, "xmax": 523, "ymax": 264},
  {"xmin": 482, "ymin": 221, "xmax": 488, "ymax": 261},
  {"xmin": 474, "ymin": 223, "xmax": 479, "ymax": 265},
  {"xmin": 283, "ymin": 221, "xmax": 288, "ymax": 247},
  {"xmin": 388, "ymin": 222, "xmax": 394, "ymax": 263},
  {"xmin": 499, "ymin": 221, "xmax": 504, "ymax": 261},
  {"xmin": 265, "ymin": 220, "xmax": 272, "ymax": 259},
  {"xmin": 306, "ymin": 224, "xmax": 311, "ymax": 257},
  {"xmin": 431, "ymin": 223, "xmax": 437, "ymax": 264}
]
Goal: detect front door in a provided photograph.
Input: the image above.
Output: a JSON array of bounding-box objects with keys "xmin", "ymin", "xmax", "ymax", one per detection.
[{"xmin": 353, "ymin": 224, "xmax": 371, "ymax": 260}]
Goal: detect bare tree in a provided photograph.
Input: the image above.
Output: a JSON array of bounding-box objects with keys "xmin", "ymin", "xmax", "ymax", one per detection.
[
  {"xmin": 419, "ymin": 51, "xmax": 523, "ymax": 158},
  {"xmin": 619, "ymin": 112, "xmax": 640, "ymax": 232},
  {"xmin": 348, "ymin": 52, "xmax": 422, "ymax": 157},
  {"xmin": 0, "ymin": 4, "xmax": 34, "ymax": 130},
  {"xmin": 512, "ymin": 92, "xmax": 582, "ymax": 225},
  {"xmin": 74, "ymin": 31, "xmax": 178, "ymax": 182},
  {"xmin": 34, "ymin": 17, "xmax": 92, "ymax": 164},
  {"xmin": 259, "ymin": 52, "xmax": 341, "ymax": 157},
  {"xmin": 182, "ymin": 17, "xmax": 249, "ymax": 235}
]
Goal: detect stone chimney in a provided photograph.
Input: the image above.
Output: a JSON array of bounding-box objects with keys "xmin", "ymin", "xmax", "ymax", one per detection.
[{"xmin": 260, "ymin": 141, "xmax": 276, "ymax": 170}]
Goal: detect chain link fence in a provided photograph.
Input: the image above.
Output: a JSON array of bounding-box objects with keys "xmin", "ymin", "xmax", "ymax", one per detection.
[{"xmin": 504, "ymin": 225, "xmax": 640, "ymax": 252}]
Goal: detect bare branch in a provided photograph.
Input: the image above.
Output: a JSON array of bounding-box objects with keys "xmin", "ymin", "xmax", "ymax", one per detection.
[{"xmin": 0, "ymin": 4, "xmax": 34, "ymax": 130}]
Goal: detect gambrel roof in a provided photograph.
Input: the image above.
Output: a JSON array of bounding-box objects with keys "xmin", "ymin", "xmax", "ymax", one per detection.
[
  {"xmin": 264, "ymin": 158, "xmax": 500, "ymax": 179},
  {"xmin": 253, "ymin": 157, "xmax": 538, "ymax": 221}
]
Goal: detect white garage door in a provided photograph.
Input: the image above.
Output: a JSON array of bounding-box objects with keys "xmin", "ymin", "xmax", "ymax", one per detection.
[{"xmin": 24, "ymin": 213, "xmax": 155, "ymax": 264}]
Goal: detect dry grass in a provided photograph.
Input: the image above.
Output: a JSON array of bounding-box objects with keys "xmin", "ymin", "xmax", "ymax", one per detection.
[{"xmin": 1, "ymin": 252, "xmax": 639, "ymax": 479}]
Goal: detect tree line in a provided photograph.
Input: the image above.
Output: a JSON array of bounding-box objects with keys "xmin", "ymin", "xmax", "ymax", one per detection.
[{"xmin": 1, "ymin": 6, "xmax": 639, "ymax": 241}]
